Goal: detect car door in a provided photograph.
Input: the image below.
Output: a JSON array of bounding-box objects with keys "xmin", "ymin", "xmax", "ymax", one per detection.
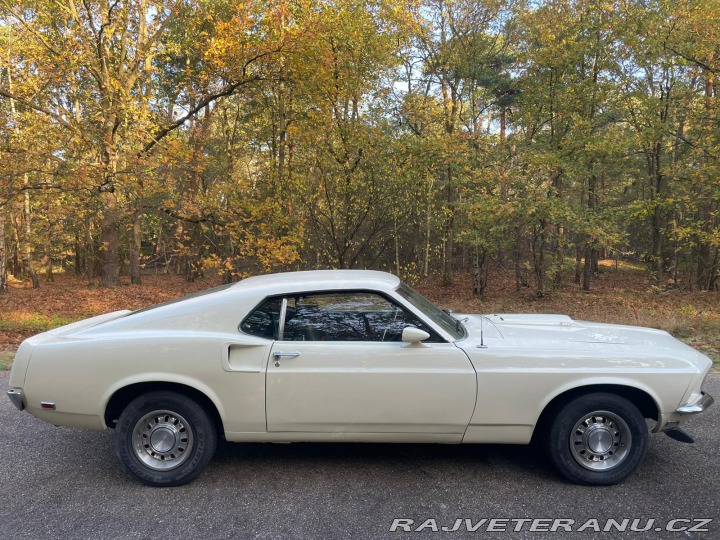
[{"xmin": 264, "ymin": 291, "xmax": 477, "ymax": 439}]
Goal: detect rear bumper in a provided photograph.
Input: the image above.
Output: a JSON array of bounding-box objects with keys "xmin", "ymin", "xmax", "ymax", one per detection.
[
  {"xmin": 7, "ymin": 389, "xmax": 25, "ymax": 411},
  {"xmin": 655, "ymin": 391, "xmax": 714, "ymax": 433}
]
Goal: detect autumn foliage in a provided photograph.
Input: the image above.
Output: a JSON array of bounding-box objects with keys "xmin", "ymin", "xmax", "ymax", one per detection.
[{"xmin": 0, "ymin": 0, "xmax": 719, "ymax": 298}]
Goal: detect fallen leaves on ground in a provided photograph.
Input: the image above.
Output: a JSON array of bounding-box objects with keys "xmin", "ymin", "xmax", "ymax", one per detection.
[{"xmin": 1, "ymin": 265, "xmax": 718, "ymax": 366}]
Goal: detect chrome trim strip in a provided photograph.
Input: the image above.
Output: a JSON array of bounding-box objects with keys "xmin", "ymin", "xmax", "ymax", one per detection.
[
  {"xmin": 7, "ymin": 389, "xmax": 24, "ymax": 411},
  {"xmin": 676, "ymin": 392, "xmax": 714, "ymax": 415},
  {"xmin": 278, "ymin": 297, "xmax": 288, "ymax": 341}
]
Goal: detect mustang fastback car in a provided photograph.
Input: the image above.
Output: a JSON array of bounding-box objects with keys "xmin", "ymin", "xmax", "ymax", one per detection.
[{"xmin": 6, "ymin": 270, "xmax": 714, "ymax": 486}]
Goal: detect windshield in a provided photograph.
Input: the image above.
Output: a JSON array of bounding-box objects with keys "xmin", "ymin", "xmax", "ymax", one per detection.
[{"xmin": 396, "ymin": 282, "xmax": 465, "ymax": 340}]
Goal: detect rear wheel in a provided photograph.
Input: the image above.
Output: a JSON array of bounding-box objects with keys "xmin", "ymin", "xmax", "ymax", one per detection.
[
  {"xmin": 546, "ymin": 393, "xmax": 648, "ymax": 485},
  {"xmin": 114, "ymin": 391, "xmax": 217, "ymax": 486}
]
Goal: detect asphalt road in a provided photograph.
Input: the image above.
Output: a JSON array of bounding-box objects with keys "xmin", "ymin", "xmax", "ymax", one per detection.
[{"xmin": 1, "ymin": 371, "xmax": 718, "ymax": 540}]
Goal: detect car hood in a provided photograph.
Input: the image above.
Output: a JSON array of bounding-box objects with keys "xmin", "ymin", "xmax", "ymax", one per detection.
[{"xmin": 456, "ymin": 313, "xmax": 712, "ymax": 371}]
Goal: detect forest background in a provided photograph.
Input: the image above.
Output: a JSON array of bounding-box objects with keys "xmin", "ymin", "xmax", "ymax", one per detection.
[{"xmin": 0, "ymin": 0, "xmax": 719, "ymax": 366}]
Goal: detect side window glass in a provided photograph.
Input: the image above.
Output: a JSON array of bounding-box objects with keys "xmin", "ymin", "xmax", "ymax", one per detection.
[
  {"xmin": 369, "ymin": 303, "xmax": 440, "ymax": 343},
  {"xmin": 240, "ymin": 297, "xmax": 282, "ymax": 339},
  {"xmin": 282, "ymin": 292, "xmax": 440, "ymax": 342}
]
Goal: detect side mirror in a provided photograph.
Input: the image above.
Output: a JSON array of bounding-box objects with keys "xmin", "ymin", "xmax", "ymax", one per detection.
[{"xmin": 401, "ymin": 326, "xmax": 430, "ymax": 344}]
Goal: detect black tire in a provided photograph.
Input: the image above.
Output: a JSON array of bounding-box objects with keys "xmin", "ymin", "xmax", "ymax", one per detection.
[
  {"xmin": 114, "ymin": 391, "xmax": 217, "ymax": 487},
  {"xmin": 546, "ymin": 393, "xmax": 648, "ymax": 485}
]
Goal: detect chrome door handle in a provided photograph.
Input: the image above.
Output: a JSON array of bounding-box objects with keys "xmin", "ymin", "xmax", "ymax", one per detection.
[{"xmin": 273, "ymin": 351, "xmax": 301, "ymax": 360}]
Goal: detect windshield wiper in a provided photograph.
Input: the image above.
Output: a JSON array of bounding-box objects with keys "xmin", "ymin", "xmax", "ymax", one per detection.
[
  {"xmin": 448, "ymin": 312, "xmax": 468, "ymax": 334},
  {"xmin": 442, "ymin": 308, "xmax": 467, "ymax": 336}
]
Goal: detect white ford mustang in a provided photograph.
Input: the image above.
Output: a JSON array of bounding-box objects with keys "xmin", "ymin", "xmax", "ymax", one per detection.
[{"xmin": 6, "ymin": 270, "xmax": 714, "ymax": 486}]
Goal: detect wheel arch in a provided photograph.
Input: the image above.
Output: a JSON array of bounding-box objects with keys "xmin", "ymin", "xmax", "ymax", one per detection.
[
  {"xmin": 532, "ymin": 383, "xmax": 659, "ymax": 444},
  {"xmin": 104, "ymin": 381, "xmax": 225, "ymax": 437}
]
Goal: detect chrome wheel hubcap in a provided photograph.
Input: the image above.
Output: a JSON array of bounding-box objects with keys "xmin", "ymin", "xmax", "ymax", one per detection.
[
  {"xmin": 132, "ymin": 410, "xmax": 194, "ymax": 471},
  {"xmin": 570, "ymin": 410, "xmax": 631, "ymax": 471}
]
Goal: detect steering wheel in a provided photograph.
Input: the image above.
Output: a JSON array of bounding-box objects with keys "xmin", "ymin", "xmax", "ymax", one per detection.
[{"xmin": 381, "ymin": 307, "xmax": 402, "ymax": 342}]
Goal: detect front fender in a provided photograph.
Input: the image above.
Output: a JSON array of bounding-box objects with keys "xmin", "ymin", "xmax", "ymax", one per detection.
[
  {"xmin": 536, "ymin": 375, "xmax": 665, "ymax": 421},
  {"xmin": 468, "ymin": 368, "xmax": 694, "ymax": 430}
]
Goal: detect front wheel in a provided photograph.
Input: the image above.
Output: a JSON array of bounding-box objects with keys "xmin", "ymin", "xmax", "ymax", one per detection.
[
  {"xmin": 546, "ymin": 393, "xmax": 648, "ymax": 485},
  {"xmin": 114, "ymin": 391, "xmax": 217, "ymax": 486}
]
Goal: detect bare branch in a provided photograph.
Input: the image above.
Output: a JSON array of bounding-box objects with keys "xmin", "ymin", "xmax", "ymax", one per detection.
[
  {"xmin": 141, "ymin": 77, "xmax": 262, "ymax": 155},
  {"xmin": 1, "ymin": 182, "xmax": 64, "ymax": 206},
  {"xmin": 0, "ymin": 1, "xmax": 63, "ymax": 57},
  {"xmin": 666, "ymin": 46, "xmax": 719, "ymax": 74},
  {"xmin": 156, "ymin": 207, "xmax": 225, "ymax": 227},
  {"xmin": 0, "ymin": 88, "xmax": 80, "ymax": 134}
]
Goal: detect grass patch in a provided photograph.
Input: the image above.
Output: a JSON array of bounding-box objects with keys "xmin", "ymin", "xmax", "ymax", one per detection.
[
  {"xmin": 674, "ymin": 327, "xmax": 720, "ymax": 370},
  {"xmin": 0, "ymin": 313, "xmax": 81, "ymax": 335},
  {"xmin": 0, "ymin": 350, "xmax": 14, "ymax": 371},
  {"xmin": 624, "ymin": 309, "xmax": 720, "ymax": 367},
  {"xmin": 596, "ymin": 259, "xmax": 646, "ymax": 272}
]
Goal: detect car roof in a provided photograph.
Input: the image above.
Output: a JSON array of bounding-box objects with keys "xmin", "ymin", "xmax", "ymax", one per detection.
[{"xmin": 233, "ymin": 269, "xmax": 401, "ymax": 295}]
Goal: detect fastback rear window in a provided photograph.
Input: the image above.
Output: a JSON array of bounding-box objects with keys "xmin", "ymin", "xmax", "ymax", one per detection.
[{"xmin": 126, "ymin": 283, "xmax": 235, "ymax": 316}]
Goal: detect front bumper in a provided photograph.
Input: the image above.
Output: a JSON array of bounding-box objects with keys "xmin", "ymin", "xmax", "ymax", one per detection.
[
  {"xmin": 655, "ymin": 391, "xmax": 714, "ymax": 433},
  {"xmin": 7, "ymin": 389, "xmax": 24, "ymax": 411},
  {"xmin": 676, "ymin": 391, "xmax": 714, "ymax": 415}
]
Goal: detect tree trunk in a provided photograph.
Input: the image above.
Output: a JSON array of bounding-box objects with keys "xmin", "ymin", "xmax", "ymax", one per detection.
[
  {"xmin": 554, "ymin": 225, "xmax": 564, "ymax": 288},
  {"xmin": 708, "ymin": 249, "xmax": 720, "ymax": 291},
  {"xmin": 574, "ymin": 244, "xmax": 582, "ymax": 284},
  {"xmin": 42, "ymin": 196, "xmax": 53, "ymax": 282},
  {"xmin": 188, "ymin": 223, "xmax": 204, "ymax": 281},
  {"xmin": 85, "ymin": 213, "xmax": 95, "ymax": 285},
  {"xmin": 473, "ymin": 244, "xmax": 488, "ymax": 297},
  {"xmin": 411, "ymin": 211, "xmax": 421, "ymax": 273},
  {"xmin": 583, "ymin": 170, "xmax": 597, "ymax": 291},
  {"xmin": 535, "ymin": 251, "xmax": 545, "ymax": 297},
  {"xmin": 497, "ymin": 107, "xmax": 507, "ymax": 268},
  {"xmin": 74, "ymin": 233, "xmax": 82, "ymax": 275},
  {"xmin": 582, "ymin": 246, "xmax": 593, "ymax": 292},
  {"xmin": 533, "ymin": 222, "xmax": 547, "ymax": 297},
  {"xmin": 651, "ymin": 202, "xmax": 663, "ymax": 286},
  {"xmin": 442, "ymin": 166, "xmax": 455, "ymax": 285},
  {"xmin": 277, "ymin": 77, "xmax": 287, "ymax": 189},
  {"xmin": 592, "ymin": 249, "xmax": 599, "ymax": 273},
  {"xmin": 100, "ymin": 189, "xmax": 120, "ymax": 287},
  {"xmin": 130, "ymin": 210, "xmax": 142, "ymax": 285},
  {"xmin": 696, "ymin": 242, "xmax": 712, "ymax": 290},
  {"xmin": 393, "ymin": 218, "xmax": 401, "ymax": 277},
  {"xmin": 696, "ymin": 69, "xmax": 716, "ymax": 290},
  {"xmin": 514, "ymin": 229, "xmax": 528, "ymax": 291},
  {"xmin": 0, "ymin": 203, "xmax": 6, "ymax": 292},
  {"xmin": 8, "ymin": 64, "xmax": 38, "ymax": 288},
  {"xmin": 22, "ymin": 182, "xmax": 40, "ymax": 289},
  {"xmin": 99, "ymin": 110, "xmax": 121, "ymax": 287},
  {"xmin": 43, "ymin": 223, "xmax": 54, "ymax": 282},
  {"xmin": 11, "ymin": 213, "xmax": 22, "ymax": 278},
  {"xmin": 423, "ymin": 180, "xmax": 432, "ymax": 277}
]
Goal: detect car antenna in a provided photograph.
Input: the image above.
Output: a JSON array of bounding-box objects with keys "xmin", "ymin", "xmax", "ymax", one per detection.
[{"xmin": 479, "ymin": 300, "xmax": 487, "ymax": 349}]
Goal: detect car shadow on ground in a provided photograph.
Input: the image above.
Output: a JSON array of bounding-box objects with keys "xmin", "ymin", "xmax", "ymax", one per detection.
[{"xmin": 211, "ymin": 438, "xmax": 560, "ymax": 483}]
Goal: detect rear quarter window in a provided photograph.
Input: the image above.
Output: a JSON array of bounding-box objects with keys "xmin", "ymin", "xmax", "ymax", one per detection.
[{"xmin": 240, "ymin": 297, "xmax": 282, "ymax": 339}]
